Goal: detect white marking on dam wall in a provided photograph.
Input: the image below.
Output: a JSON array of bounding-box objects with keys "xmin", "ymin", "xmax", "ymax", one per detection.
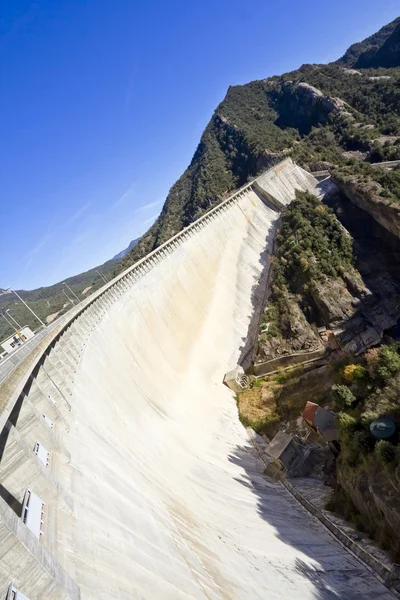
[{"xmin": 0, "ymin": 159, "xmax": 395, "ymax": 599}]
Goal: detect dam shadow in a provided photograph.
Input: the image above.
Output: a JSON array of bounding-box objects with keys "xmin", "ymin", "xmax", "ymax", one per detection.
[
  {"xmin": 227, "ymin": 442, "xmax": 388, "ymax": 600},
  {"xmin": 236, "ymin": 214, "xmax": 278, "ymax": 372}
]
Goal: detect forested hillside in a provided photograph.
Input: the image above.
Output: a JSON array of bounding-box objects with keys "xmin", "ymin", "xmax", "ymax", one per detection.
[
  {"xmin": 0, "ymin": 234, "xmax": 140, "ymax": 343},
  {"xmin": 0, "ymin": 258, "xmax": 119, "ymax": 342},
  {"xmin": 122, "ymin": 17, "xmax": 400, "ymax": 271}
]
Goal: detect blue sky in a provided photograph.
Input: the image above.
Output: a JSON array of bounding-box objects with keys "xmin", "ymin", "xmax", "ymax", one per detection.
[{"xmin": 1, "ymin": 0, "xmax": 399, "ymax": 290}]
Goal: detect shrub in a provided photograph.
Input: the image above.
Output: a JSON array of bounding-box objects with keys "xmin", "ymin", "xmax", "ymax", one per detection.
[
  {"xmin": 250, "ymin": 378, "xmax": 263, "ymax": 388},
  {"xmin": 373, "ymin": 345, "xmax": 400, "ymax": 383},
  {"xmin": 337, "ymin": 412, "xmax": 357, "ymax": 435},
  {"xmin": 360, "ymin": 410, "xmax": 379, "ymax": 426},
  {"xmin": 375, "ymin": 440, "xmax": 396, "ymax": 464},
  {"xmin": 343, "ymin": 364, "xmax": 367, "ymax": 382},
  {"xmin": 275, "ymin": 368, "xmax": 293, "ymax": 384},
  {"xmin": 329, "ymin": 384, "xmax": 356, "ymax": 410}
]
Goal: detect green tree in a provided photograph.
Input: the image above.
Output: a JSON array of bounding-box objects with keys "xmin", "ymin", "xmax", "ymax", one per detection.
[
  {"xmin": 330, "ymin": 384, "xmax": 356, "ymax": 411},
  {"xmin": 337, "ymin": 412, "xmax": 357, "ymax": 435},
  {"xmin": 374, "ymin": 345, "xmax": 400, "ymax": 383}
]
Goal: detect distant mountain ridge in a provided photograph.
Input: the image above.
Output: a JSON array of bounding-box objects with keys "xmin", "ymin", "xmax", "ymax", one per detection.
[
  {"xmin": 0, "ymin": 254, "xmax": 122, "ymax": 341},
  {"xmin": 112, "ymin": 238, "xmax": 139, "ymax": 260},
  {"xmin": 0, "ymin": 236, "xmax": 140, "ymax": 342}
]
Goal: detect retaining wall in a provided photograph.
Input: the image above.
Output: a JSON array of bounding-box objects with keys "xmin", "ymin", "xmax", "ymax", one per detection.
[
  {"xmin": 253, "ymin": 348, "xmax": 327, "ymax": 376},
  {"xmin": 248, "ymin": 429, "xmax": 400, "ymax": 596}
]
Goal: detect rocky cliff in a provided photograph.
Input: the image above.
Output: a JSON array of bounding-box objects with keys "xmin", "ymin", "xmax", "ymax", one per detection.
[
  {"xmin": 333, "ymin": 174, "xmax": 400, "ymax": 239},
  {"xmin": 255, "ymin": 191, "xmax": 399, "ymax": 366}
]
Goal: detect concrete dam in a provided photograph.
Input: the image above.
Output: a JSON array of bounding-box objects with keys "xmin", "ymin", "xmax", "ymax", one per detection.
[{"xmin": 0, "ymin": 159, "xmax": 395, "ymax": 600}]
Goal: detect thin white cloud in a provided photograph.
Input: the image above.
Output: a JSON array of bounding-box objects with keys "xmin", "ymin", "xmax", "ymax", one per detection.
[
  {"xmin": 18, "ymin": 202, "xmax": 92, "ymax": 280},
  {"xmin": 112, "ymin": 182, "xmax": 136, "ymax": 209},
  {"xmin": 19, "ymin": 231, "xmax": 53, "ymax": 279},
  {"xmin": 142, "ymin": 213, "xmax": 159, "ymax": 227},
  {"xmin": 135, "ymin": 199, "xmax": 163, "ymax": 212},
  {"xmin": 64, "ymin": 201, "xmax": 92, "ymax": 227}
]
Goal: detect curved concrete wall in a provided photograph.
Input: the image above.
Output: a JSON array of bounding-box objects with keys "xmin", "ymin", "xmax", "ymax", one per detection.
[{"xmin": 0, "ymin": 163, "xmax": 395, "ymax": 599}]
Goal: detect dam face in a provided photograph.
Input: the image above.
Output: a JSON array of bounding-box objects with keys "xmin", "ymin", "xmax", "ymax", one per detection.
[{"xmin": 0, "ymin": 161, "xmax": 395, "ymax": 599}]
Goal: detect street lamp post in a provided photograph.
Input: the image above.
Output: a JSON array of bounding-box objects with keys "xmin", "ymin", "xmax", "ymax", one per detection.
[
  {"xmin": 62, "ymin": 289, "xmax": 74, "ymax": 305},
  {"xmin": 6, "ymin": 309, "xmax": 22, "ymax": 330},
  {"xmin": 96, "ymin": 270, "xmax": 108, "ymax": 284},
  {"xmin": 0, "ymin": 312, "xmax": 25, "ymax": 342},
  {"xmin": 62, "ymin": 282, "xmax": 80, "ymax": 302},
  {"xmin": 1, "ymin": 287, "xmax": 46, "ymax": 328}
]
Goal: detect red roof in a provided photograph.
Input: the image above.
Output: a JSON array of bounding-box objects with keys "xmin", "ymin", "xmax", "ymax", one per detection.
[{"xmin": 303, "ymin": 401, "xmax": 318, "ymax": 426}]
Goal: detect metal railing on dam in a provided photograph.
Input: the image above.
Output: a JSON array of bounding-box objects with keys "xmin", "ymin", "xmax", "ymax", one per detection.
[{"xmin": 0, "ymin": 158, "xmax": 395, "ymax": 600}]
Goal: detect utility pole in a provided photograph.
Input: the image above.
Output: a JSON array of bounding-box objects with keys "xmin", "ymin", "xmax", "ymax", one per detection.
[
  {"xmin": 96, "ymin": 270, "xmax": 108, "ymax": 284},
  {"xmin": 6, "ymin": 309, "xmax": 22, "ymax": 330},
  {"xmin": 0, "ymin": 312, "xmax": 25, "ymax": 343},
  {"xmin": 2, "ymin": 288, "xmax": 46, "ymax": 328},
  {"xmin": 62, "ymin": 290, "xmax": 74, "ymax": 305},
  {"xmin": 62, "ymin": 282, "xmax": 80, "ymax": 302}
]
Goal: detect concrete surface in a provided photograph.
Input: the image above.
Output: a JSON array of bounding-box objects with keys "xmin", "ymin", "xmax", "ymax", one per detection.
[{"xmin": 0, "ymin": 160, "xmax": 396, "ymax": 599}]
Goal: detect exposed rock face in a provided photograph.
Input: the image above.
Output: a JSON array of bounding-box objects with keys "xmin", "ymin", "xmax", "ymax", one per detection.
[
  {"xmin": 258, "ymin": 268, "xmax": 397, "ymax": 363},
  {"xmin": 308, "ymin": 161, "xmax": 333, "ymax": 172},
  {"xmin": 333, "ymin": 177, "xmax": 400, "ymax": 240},
  {"xmin": 280, "ymin": 81, "xmax": 354, "ymax": 126},
  {"xmin": 257, "ymin": 296, "xmax": 322, "ymax": 362},
  {"xmin": 312, "ymin": 273, "xmax": 397, "ymax": 354},
  {"xmin": 311, "ymin": 277, "xmax": 356, "ymax": 325},
  {"xmin": 255, "ymin": 150, "xmax": 287, "ymax": 172}
]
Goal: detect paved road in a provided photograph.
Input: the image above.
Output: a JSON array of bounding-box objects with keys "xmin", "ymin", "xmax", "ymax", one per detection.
[{"xmin": 0, "ymin": 312, "xmax": 70, "ymax": 384}]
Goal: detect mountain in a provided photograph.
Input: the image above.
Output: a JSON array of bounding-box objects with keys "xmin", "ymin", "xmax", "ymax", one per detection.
[
  {"xmin": 122, "ymin": 17, "xmax": 400, "ymax": 271},
  {"xmin": 112, "ymin": 238, "xmax": 139, "ymax": 260},
  {"xmin": 336, "ymin": 17, "xmax": 400, "ymax": 67},
  {"xmin": 0, "ymin": 256, "xmax": 121, "ymax": 342},
  {"xmin": 363, "ymin": 22, "xmax": 400, "ymax": 68}
]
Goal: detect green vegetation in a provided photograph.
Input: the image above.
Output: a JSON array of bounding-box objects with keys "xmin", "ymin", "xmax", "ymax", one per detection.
[
  {"xmin": 329, "ymin": 384, "xmax": 356, "ymax": 411},
  {"xmin": 336, "ymin": 412, "xmax": 358, "ymax": 435},
  {"xmin": 274, "ymin": 191, "xmax": 354, "ymax": 282},
  {"xmin": 324, "ymin": 344, "xmax": 400, "ymax": 559},
  {"xmin": 0, "ymin": 258, "xmax": 120, "ymax": 343},
  {"xmin": 332, "ymin": 345, "xmax": 400, "ymax": 453},
  {"xmin": 343, "ymin": 364, "xmax": 367, "ymax": 382},
  {"xmin": 333, "ymin": 161, "xmax": 400, "ymax": 204},
  {"xmin": 260, "ymin": 191, "xmax": 354, "ymax": 345}
]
